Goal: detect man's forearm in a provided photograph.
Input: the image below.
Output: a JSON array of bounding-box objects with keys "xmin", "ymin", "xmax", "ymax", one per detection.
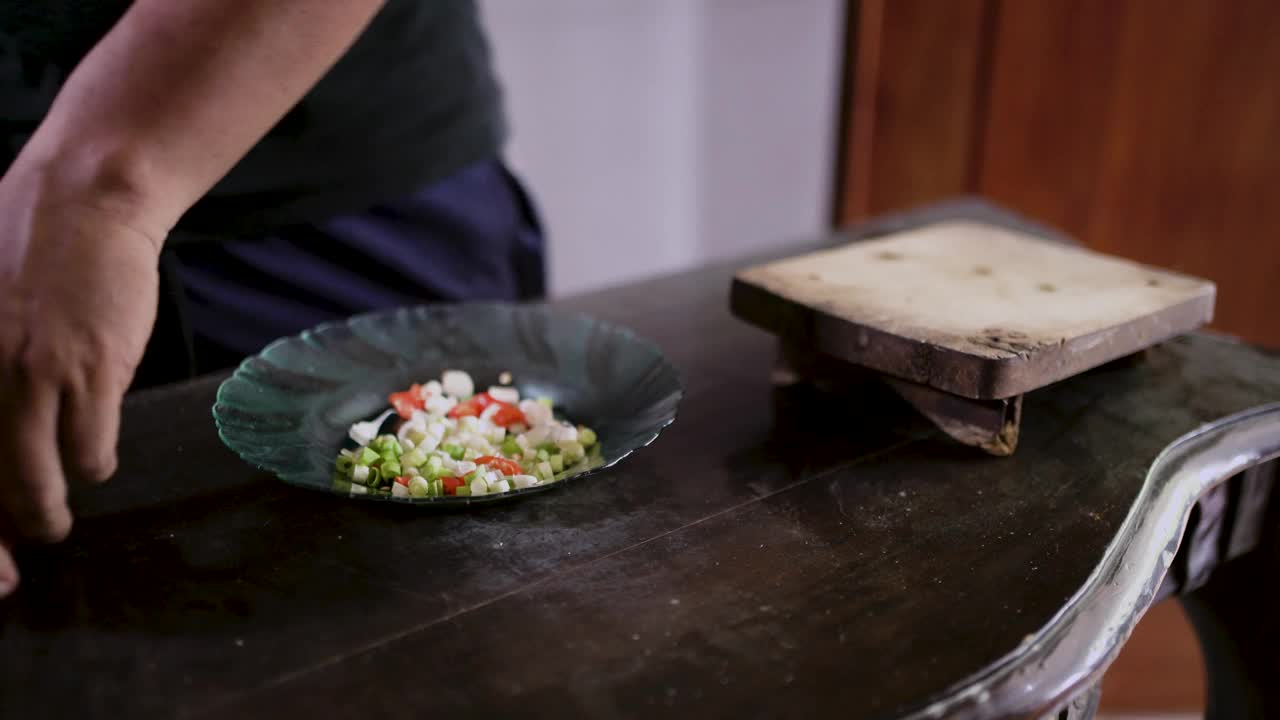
[{"xmin": 10, "ymin": 0, "xmax": 386, "ymax": 238}]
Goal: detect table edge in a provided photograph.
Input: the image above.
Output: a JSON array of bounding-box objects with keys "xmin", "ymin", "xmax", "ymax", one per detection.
[{"xmin": 898, "ymin": 402, "xmax": 1280, "ymax": 720}]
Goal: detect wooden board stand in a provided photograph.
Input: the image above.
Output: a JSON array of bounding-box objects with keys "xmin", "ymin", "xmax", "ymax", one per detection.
[{"xmin": 734, "ymin": 220, "xmax": 1216, "ymax": 455}]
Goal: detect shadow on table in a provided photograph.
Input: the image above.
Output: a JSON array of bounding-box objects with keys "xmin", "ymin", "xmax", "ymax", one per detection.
[{"xmin": 3, "ymin": 471, "xmax": 488, "ymax": 634}]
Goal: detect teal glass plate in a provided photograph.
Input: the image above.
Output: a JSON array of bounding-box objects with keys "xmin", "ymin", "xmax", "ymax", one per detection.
[{"xmin": 212, "ymin": 303, "xmax": 682, "ymax": 505}]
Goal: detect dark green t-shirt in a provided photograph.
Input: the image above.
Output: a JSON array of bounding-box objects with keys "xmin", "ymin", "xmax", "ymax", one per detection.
[{"xmin": 0, "ymin": 0, "xmax": 506, "ymax": 239}]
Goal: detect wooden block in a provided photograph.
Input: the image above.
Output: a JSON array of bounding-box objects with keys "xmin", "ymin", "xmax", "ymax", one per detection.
[{"xmin": 731, "ymin": 221, "xmax": 1215, "ymax": 399}]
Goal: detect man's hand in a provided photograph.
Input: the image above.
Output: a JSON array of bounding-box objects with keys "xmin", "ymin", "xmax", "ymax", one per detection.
[
  {"xmin": 0, "ymin": 170, "xmax": 163, "ymax": 595},
  {"xmin": 0, "ymin": 0, "xmax": 386, "ymax": 597}
]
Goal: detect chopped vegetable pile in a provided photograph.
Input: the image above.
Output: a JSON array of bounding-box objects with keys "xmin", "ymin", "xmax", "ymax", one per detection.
[{"xmin": 332, "ymin": 370, "xmax": 598, "ymax": 498}]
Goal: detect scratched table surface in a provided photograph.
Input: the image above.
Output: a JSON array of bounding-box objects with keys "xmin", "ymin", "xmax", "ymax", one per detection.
[{"xmin": 3, "ymin": 202, "xmax": 1278, "ymax": 720}]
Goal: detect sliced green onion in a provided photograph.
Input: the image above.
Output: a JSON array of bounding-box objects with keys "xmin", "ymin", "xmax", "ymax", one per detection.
[
  {"xmin": 561, "ymin": 441, "xmax": 585, "ymax": 464},
  {"xmin": 501, "ymin": 437, "xmax": 520, "ymax": 457},
  {"xmin": 402, "ymin": 448, "xmax": 428, "ymax": 468},
  {"xmin": 578, "ymin": 426, "xmax": 597, "ymax": 448},
  {"xmin": 409, "ymin": 476, "xmax": 431, "ymax": 498},
  {"xmin": 335, "ymin": 455, "xmax": 355, "ymax": 475},
  {"xmin": 455, "ymin": 484, "xmax": 472, "ymax": 497},
  {"xmin": 442, "ymin": 443, "xmax": 465, "ymax": 460},
  {"xmin": 358, "ymin": 447, "xmax": 379, "ymax": 465},
  {"xmin": 373, "ymin": 435, "xmax": 403, "ymax": 457},
  {"xmin": 382, "ymin": 461, "xmax": 402, "ymax": 479},
  {"xmin": 549, "ymin": 454, "xmax": 564, "ymax": 473}
]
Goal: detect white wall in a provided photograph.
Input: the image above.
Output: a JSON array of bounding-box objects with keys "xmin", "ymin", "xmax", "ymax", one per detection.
[{"xmin": 479, "ymin": 0, "xmax": 845, "ymax": 296}]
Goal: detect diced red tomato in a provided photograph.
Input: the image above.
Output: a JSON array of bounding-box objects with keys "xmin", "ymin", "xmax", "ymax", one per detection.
[
  {"xmin": 490, "ymin": 404, "xmax": 526, "ymax": 428},
  {"xmin": 393, "ymin": 475, "xmax": 411, "ymax": 487},
  {"xmin": 446, "ymin": 393, "xmax": 524, "ymax": 426},
  {"xmin": 440, "ymin": 476, "xmax": 465, "ymax": 495},
  {"xmin": 475, "ymin": 455, "xmax": 522, "ymax": 476},
  {"xmin": 389, "ymin": 389, "xmax": 424, "ymax": 419},
  {"xmin": 447, "ymin": 401, "xmax": 480, "ymax": 419}
]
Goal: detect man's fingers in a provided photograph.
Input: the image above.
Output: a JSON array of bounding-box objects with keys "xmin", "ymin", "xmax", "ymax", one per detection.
[
  {"xmin": 0, "ymin": 377, "xmax": 73, "ymax": 543},
  {"xmin": 60, "ymin": 363, "xmax": 124, "ymax": 485},
  {"xmin": 0, "ymin": 536, "xmax": 17, "ymax": 598}
]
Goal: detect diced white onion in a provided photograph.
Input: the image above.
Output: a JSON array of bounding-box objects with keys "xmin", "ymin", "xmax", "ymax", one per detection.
[
  {"xmin": 396, "ymin": 414, "xmax": 427, "ymax": 442},
  {"xmin": 425, "ymin": 394, "xmax": 456, "ymax": 416},
  {"xmin": 519, "ymin": 400, "xmax": 552, "ymax": 428},
  {"xmin": 416, "ymin": 432, "xmax": 442, "ymax": 453},
  {"xmin": 442, "ymin": 370, "xmax": 474, "ymax": 399},
  {"xmin": 488, "ymin": 386, "xmax": 520, "ymax": 405},
  {"xmin": 349, "ymin": 409, "xmax": 395, "ymax": 446},
  {"xmin": 421, "ymin": 380, "xmax": 442, "ymax": 398},
  {"xmin": 523, "ymin": 425, "xmax": 550, "ymax": 446}
]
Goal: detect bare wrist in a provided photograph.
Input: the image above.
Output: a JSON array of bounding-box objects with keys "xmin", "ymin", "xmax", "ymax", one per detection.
[{"xmin": 7, "ymin": 139, "xmax": 175, "ymax": 255}]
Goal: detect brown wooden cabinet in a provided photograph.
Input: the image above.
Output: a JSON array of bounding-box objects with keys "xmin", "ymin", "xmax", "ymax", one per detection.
[
  {"xmin": 835, "ymin": 2, "xmax": 1280, "ymax": 713},
  {"xmin": 838, "ymin": 0, "xmax": 1280, "ymax": 348}
]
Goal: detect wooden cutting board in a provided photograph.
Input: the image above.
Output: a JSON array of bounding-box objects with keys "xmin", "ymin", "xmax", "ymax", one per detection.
[{"xmin": 731, "ymin": 220, "xmax": 1215, "ymax": 400}]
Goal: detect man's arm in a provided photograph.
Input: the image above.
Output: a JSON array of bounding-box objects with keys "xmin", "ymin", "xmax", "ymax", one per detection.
[
  {"xmin": 0, "ymin": 0, "xmax": 386, "ymax": 596},
  {"xmin": 12, "ymin": 0, "xmax": 387, "ymax": 234}
]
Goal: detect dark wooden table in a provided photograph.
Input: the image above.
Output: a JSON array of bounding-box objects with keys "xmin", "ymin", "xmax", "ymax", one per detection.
[{"xmin": 3, "ymin": 201, "xmax": 1278, "ymax": 719}]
